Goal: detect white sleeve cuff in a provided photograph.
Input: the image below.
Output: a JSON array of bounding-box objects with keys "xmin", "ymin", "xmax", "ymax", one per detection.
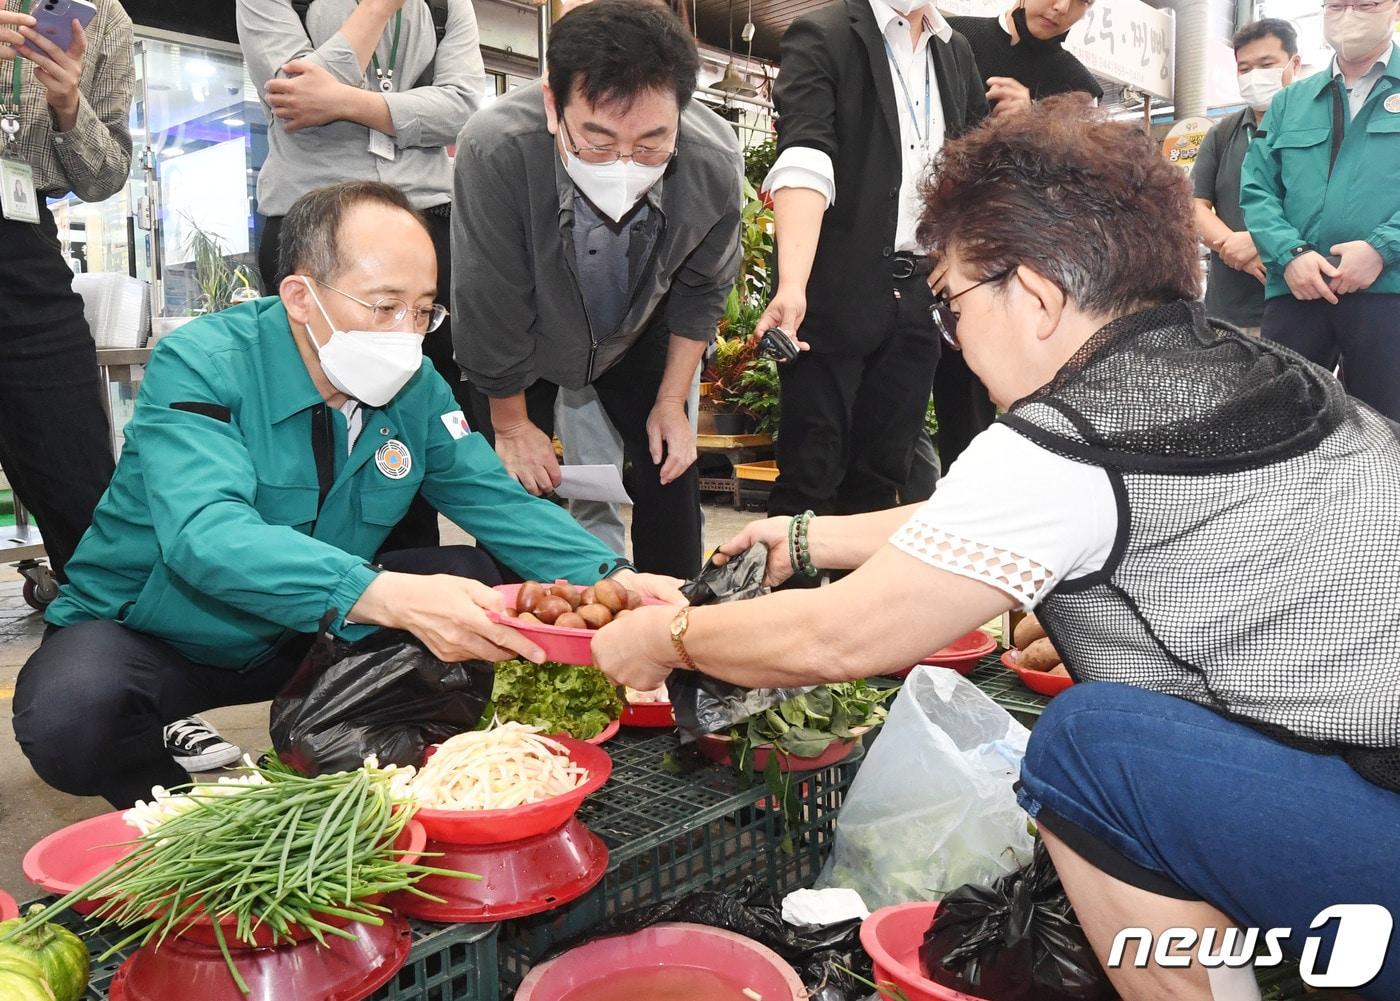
[{"xmin": 762, "ymin": 147, "xmax": 836, "ymax": 209}]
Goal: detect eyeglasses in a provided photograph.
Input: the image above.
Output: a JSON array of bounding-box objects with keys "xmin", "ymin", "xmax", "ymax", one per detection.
[
  {"xmin": 560, "ymin": 117, "xmax": 678, "ymax": 167},
  {"xmin": 928, "ymin": 269, "xmax": 1013, "ymax": 349},
  {"xmin": 312, "ymin": 279, "xmax": 448, "ymax": 333},
  {"xmin": 1321, "ymin": 0, "xmax": 1393, "ymax": 12}
]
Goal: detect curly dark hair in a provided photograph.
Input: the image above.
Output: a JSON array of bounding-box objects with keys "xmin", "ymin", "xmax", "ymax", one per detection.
[
  {"xmin": 916, "ymin": 97, "xmax": 1201, "ymax": 316},
  {"xmin": 547, "ymin": 0, "xmax": 700, "ymax": 115}
]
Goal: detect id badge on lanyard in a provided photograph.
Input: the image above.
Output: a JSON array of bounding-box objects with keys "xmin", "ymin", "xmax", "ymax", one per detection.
[
  {"xmin": 366, "ymin": 6, "xmax": 402, "ymax": 161},
  {"xmin": 1, "ymin": 2, "xmax": 40, "ymax": 225}
]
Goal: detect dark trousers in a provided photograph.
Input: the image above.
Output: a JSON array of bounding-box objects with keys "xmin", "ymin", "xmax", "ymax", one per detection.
[
  {"xmin": 466, "ymin": 330, "xmax": 702, "ymax": 579},
  {"xmin": 768, "ymin": 274, "xmax": 940, "ymax": 516},
  {"xmin": 932, "ymin": 348, "xmax": 997, "ymax": 472},
  {"xmin": 13, "ymin": 546, "xmax": 499, "ymax": 808},
  {"xmin": 0, "ymin": 206, "xmax": 116, "ymax": 580},
  {"xmin": 259, "ymin": 209, "xmax": 471, "ymax": 549},
  {"xmin": 1262, "ymin": 292, "xmax": 1400, "ymax": 422}
]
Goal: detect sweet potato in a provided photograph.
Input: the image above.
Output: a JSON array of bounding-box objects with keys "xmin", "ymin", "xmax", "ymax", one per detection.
[
  {"xmin": 1019, "ymin": 637, "xmax": 1062, "ymax": 672},
  {"xmin": 1013, "ymin": 613, "xmax": 1047, "ymax": 650}
]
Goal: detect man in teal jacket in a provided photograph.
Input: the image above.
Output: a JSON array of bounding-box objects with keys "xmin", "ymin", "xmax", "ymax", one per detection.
[
  {"xmin": 1240, "ymin": 0, "xmax": 1400, "ymax": 421},
  {"xmin": 13, "ymin": 180, "xmax": 681, "ymax": 807}
]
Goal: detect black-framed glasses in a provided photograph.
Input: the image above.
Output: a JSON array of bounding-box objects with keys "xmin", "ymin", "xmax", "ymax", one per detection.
[
  {"xmin": 312, "ymin": 279, "xmax": 448, "ymax": 333},
  {"xmin": 560, "ymin": 117, "xmax": 679, "ymax": 167},
  {"xmin": 929, "ymin": 269, "xmax": 1014, "ymax": 349}
]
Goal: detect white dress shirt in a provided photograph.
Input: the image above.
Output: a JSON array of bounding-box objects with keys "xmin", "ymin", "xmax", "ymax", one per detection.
[{"xmin": 763, "ymin": 0, "xmax": 952, "ymax": 252}]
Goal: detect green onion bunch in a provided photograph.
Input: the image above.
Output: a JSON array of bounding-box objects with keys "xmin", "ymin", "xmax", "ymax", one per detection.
[{"xmin": 12, "ymin": 764, "xmax": 473, "ymax": 994}]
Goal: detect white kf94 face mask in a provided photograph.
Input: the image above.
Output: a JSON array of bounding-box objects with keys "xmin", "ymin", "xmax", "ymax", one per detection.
[
  {"xmin": 1237, "ymin": 66, "xmax": 1287, "ymax": 112},
  {"xmin": 563, "ymin": 146, "xmax": 668, "ymax": 223},
  {"xmin": 301, "ymin": 278, "xmax": 422, "ymax": 407}
]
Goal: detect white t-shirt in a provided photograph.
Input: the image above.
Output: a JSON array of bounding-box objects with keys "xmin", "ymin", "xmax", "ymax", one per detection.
[{"xmin": 890, "ymin": 424, "xmax": 1119, "ymax": 610}]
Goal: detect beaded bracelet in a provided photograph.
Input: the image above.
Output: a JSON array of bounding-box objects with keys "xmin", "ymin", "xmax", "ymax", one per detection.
[{"xmin": 793, "ymin": 510, "xmax": 818, "ymax": 577}]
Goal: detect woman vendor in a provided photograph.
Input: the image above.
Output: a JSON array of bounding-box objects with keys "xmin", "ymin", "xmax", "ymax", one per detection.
[{"xmin": 593, "ymin": 100, "xmax": 1400, "ymax": 1000}]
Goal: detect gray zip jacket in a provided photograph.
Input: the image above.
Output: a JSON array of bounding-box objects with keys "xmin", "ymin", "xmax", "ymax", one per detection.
[{"xmin": 451, "ymin": 82, "xmax": 742, "ymax": 396}]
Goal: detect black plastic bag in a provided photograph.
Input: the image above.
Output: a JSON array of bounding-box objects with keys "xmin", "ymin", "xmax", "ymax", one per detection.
[
  {"xmin": 920, "ymin": 839, "xmax": 1116, "ymax": 1001},
  {"xmin": 270, "ymin": 628, "xmax": 494, "ymax": 776},
  {"xmin": 541, "ymin": 877, "xmax": 874, "ymax": 1001},
  {"xmin": 671, "ymin": 546, "xmax": 816, "ymax": 737}
]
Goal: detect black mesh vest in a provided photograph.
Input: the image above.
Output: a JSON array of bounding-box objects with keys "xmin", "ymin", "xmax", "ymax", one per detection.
[{"xmin": 1001, "ymin": 300, "xmax": 1400, "ymax": 790}]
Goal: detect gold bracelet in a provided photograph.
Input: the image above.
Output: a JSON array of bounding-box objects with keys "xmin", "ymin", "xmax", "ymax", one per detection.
[{"xmin": 669, "ymin": 606, "xmax": 698, "ymax": 670}]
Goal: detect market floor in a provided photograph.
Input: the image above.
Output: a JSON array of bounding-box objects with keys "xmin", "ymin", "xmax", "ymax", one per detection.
[{"xmin": 0, "ymin": 500, "xmax": 758, "ymax": 903}]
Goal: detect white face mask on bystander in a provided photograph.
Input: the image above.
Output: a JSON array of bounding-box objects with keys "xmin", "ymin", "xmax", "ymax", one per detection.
[
  {"xmin": 562, "ymin": 147, "xmax": 668, "ymax": 223},
  {"xmin": 1237, "ymin": 67, "xmax": 1288, "ymax": 111}
]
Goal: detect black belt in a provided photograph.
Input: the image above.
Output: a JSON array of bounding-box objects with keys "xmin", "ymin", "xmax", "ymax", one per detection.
[
  {"xmin": 890, "ymin": 252, "xmax": 933, "ymax": 279},
  {"xmin": 422, "ymin": 203, "xmax": 452, "ymax": 219}
]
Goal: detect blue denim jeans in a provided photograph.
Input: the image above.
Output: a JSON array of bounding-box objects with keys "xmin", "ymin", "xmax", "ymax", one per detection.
[{"xmin": 1017, "ymin": 682, "xmax": 1400, "ymax": 999}]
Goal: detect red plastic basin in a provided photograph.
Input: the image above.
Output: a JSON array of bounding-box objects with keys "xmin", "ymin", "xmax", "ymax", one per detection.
[
  {"xmin": 695, "ymin": 727, "xmax": 868, "ymax": 773},
  {"xmin": 486, "ymin": 583, "xmax": 667, "ymax": 666},
  {"xmin": 861, "ymin": 903, "xmax": 993, "ymax": 1001},
  {"xmin": 24, "ymin": 811, "xmax": 140, "ymax": 914},
  {"xmin": 412, "ymin": 735, "xmax": 613, "ymax": 846},
  {"xmin": 620, "ymin": 698, "xmax": 675, "ymax": 728},
  {"xmin": 0, "ymin": 889, "xmax": 17, "ymax": 921},
  {"xmin": 394, "ymin": 816, "xmax": 608, "ymax": 923},
  {"xmin": 1001, "ymin": 650, "xmax": 1074, "ymax": 696},
  {"xmin": 109, "ymin": 910, "xmax": 411, "ymax": 1001},
  {"xmin": 24, "ymin": 810, "xmax": 424, "ymax": 937},
  {"xmin": 516, "ymin": 922, "xmax": 806, "ymax": 1001},
  {"xmin": 893, "ymin": 630, "xmax": 998, "ymax": 679},
  {"xmin": 582, "ymin": 719, "xmax": 619, "ymax": 745}
]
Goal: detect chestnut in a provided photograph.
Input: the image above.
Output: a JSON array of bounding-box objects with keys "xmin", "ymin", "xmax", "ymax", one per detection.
[
  {"xmin": 533, "ymin": 595, "xmax": 572, "ymax": 625},
  {"xmin": 547, "ymin": 581, "xmax": 582, "ymax": 610},
  {"xmin": 517, "ymin": 612, "xmax": 542, "ymax": 625},
  {"xmin": 555, "ymin": 611, "xmax": 587, "ymax": 630},
  {"xmin": 516, "ymin": 580, "xmax": 545, "ymax": 615},
  {"xmin": 593, "ymin": 578, "xmax": 627, "ymax": 613},
  {"xmin": 575, "ymin": 603, "xmax": 613, "ymax": 629},
  {"xmin": 580, "ymin": 585, "xmax": 596, "ymax": 606}
]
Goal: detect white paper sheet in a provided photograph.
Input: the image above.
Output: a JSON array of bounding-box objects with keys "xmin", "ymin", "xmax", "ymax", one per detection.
[{"xmin": 554, "ymin": 464, "xmax": 633, "ymax": 505}]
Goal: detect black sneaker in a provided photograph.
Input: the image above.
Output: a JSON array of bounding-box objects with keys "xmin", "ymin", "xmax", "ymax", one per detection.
[{"xmin": 163, "ymin": 716, "xmax": 243, "ymax": 771}]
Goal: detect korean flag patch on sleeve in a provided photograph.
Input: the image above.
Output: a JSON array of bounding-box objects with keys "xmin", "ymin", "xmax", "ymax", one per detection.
[{"xmin": 441, "ymin": 410, "xmax": 471, "ymax": 440}]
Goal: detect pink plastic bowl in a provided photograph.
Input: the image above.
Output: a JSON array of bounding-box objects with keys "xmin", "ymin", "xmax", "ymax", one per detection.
[
  {"xmin": 0, "ymin": 889, "xmax": 17, "ymax": 921},
  {"xmin": 487, "ymin": 583, "xmax": 666, "ymax": 666},
  {"xmin": 413, "ymin": 735, "xmax": 613, "ymax": 846},
  {"xmin": 516, "ymin": 922, "xmax": 806, "ymax": 1001},
  {"xmin": 860, "ymin": 903, "xmax": 994, "ymax": 1001}
]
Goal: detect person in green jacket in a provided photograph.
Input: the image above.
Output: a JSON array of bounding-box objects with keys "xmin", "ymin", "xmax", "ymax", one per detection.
[
  {"xmin": 12, "ymin": 180, "xmax": 683, "ymax": 808},
  {"xmin": 1239, "ymin": 0, "xmax": 1400, "ymax": 421}
]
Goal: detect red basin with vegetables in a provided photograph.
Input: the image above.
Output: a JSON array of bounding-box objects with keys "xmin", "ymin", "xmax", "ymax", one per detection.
[{"xmin": 413, "ymin": 735, "xmax": 613, "ymax": 846}]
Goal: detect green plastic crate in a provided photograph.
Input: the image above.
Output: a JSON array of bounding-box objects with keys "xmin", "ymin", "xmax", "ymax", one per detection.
[
  {"xmin": 27, "ymin": 897, "xmax": 500, "ymax": 1001},
  {"xmin": 965, "ymin": 652, "xmax": 1051, "ymax": 727},
  {"xmin": 497, "ymin": 729, "xmax": 860, "ymax": 989}
]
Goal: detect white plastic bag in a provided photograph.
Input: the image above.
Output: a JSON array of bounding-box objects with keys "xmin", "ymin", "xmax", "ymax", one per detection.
[{"xmin": 818, "ymin": 667, "xmax": 1035, "ymax": 909}]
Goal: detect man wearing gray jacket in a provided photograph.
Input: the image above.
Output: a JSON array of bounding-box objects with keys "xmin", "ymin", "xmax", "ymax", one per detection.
[{"xmin": 452, "ymin": 0, "xmax": 741, "ymax": 578}]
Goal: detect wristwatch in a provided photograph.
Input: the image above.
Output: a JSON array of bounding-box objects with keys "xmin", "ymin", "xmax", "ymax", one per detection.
[
  {"xmin": 1288, "ymin": 243, "xmax": 1316, "ymax": 260},
  {"xmin": 669, "ymin": 607, "xmax": 698, "ymax": 671}
]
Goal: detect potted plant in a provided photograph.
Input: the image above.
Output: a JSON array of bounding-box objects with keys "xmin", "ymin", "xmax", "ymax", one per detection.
[
  {"xmin": 186, "ymin": 221, "xmax": 260, "ymax": 314},
  {"xmin": 702, "ymin": 176, "xmax": 776, "ymax": 435}
]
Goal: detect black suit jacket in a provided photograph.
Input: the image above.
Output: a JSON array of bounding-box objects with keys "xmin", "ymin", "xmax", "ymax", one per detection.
[{"xmin": 774, "ymin": 0, "xmax": 989, "ymax": 354}]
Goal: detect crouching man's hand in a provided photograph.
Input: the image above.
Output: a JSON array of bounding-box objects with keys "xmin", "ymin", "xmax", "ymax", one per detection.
[{"xmin": 348, "ymin": 571, "xmax": 546, "ymax": 664}]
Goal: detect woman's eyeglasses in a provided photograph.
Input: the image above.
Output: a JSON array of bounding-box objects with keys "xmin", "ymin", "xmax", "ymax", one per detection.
[{"xmin": 929, "ymin": 269, "xmax": 1013, "ymax": 349}]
